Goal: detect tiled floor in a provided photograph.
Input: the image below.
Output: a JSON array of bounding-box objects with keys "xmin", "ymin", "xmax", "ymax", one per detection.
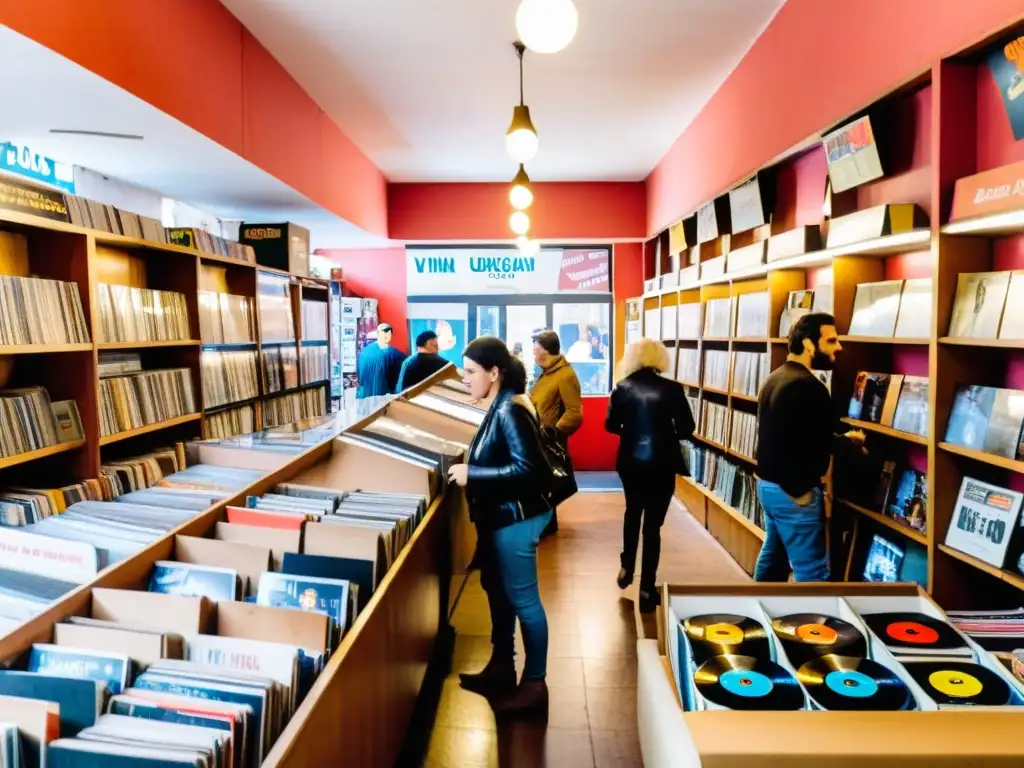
[{"xmin": 422, "ymin": 492, "xmax": 749, "ymax": 767}]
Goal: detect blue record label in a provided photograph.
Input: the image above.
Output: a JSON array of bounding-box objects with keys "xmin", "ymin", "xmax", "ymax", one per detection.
[
  {"xmin": 720, "ymin": 668, "xmax": 774, "ymax": 698},
  {"xmin": 825, "ymin": 669, "xmax": 879, "ymax": 698}
]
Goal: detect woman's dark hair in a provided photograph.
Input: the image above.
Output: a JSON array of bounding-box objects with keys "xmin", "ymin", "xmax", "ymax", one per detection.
[
  {"xmin": 788, "ymin": 312, "xmax": 836, "ymax": 354},
  {"xmin": 464, "ymin": 336, "xmax": 526, "ymax": 393},
  {"xmin": 531, "ymin": 330, "xmax": 560, "ymax": 356}
]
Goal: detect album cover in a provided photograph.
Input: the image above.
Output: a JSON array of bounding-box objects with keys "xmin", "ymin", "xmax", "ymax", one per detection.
[
  {"xmin": 945, "ymin": 385, "xmax": 1024, "ymax": 459},
  {"xmin": 894, "ymin": 277, "xmax": 933, "ymax": 339},
  {"xmin": 891, "ymin": 376, "xmax": 929, "ymax": 437},
  {"xmin": 948, "ymin": 272, "xmax": 1010, "ymax": 339},
  {"xmin": 847, "ymin": 280, "xmax": 903, "ymax": 337},
  {"xmin": 847, "ymin": 371, "xmax": 891, "ymax": 423},
  {"xmin": 945, "ymin": 476, "xmax": 1024, "ymax": 569},
  {"xmin": 888, "ymin": 469, "xmax": 928, "ymax": 532},
  {"xmin": 777, "ymin": 290, "xmax": 814, "ymax": 338},
  {"xmin": 863, "ymin": 535, "xmax": 905, "ymax": 582},
  {"xmin": 998, "ymin": 271, "xmax": 1024, "ymax": 340}
]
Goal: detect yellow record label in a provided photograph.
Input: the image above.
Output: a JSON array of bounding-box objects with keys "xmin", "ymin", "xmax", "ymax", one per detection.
[
  {"xmin": 929, "ymin": 670, "xmax": 983, "ymax": 698},
  {"xmin": 703, "ymin": 623, "xmax": 744, "ymax": 644}
]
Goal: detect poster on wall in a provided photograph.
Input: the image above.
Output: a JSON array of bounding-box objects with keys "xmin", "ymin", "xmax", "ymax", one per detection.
[
  {"xmin": 406, "ymin": 248, "xmax": 610, "ymax": 296},
  {"xmin": 625, "ymin": 298, "xmax": 642, "ymax": 345},
  {"xmin": 407, "ymin": 303, "xmax": 468, "ymax": 365},
  {"xmin": 988, "ymin": 34, "xmax": 1024, "ymax": 141}
]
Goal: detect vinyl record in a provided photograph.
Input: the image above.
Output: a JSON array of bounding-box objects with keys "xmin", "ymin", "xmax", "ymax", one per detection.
[
  {"xmin": 797, "ymin": 654, "xmax": 915, "ymax": 711},
  {"xmin": 684, "ymin": 614, "xmax": 771, "ymax": 663},
  {"xmin": 861, "ymin": 612, "xmax": 968, "ymax": 652},
  {"xmin": 771, "ymin": 613, "xmax": 867, "ymax": 664},
  {"xmin": 693, "ymin": 654, "xmax": 804, "ymax": 711},
  {"xmin": 903, "ymin": 661, "xmax": 1013, "ymax": 706}
]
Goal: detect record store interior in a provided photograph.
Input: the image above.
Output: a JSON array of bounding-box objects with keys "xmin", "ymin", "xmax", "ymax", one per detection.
[{"xmin": 5, "ymin": 2, "xmax": 1024, "ymax": 767}]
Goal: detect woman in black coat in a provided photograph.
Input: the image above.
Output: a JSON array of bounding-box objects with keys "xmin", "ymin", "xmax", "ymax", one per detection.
[
  {"xmin": 605, "ymin": 338, "xmax": 695, "ymax": 613},
  {"xmin": 447, "ymin": 337, "xmax": 553, "ymax": 718}
]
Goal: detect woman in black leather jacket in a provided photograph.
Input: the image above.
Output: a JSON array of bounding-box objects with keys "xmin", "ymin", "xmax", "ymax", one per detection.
[
  {"xmin": 446, "ymin": 336, "xmax": 553, "ymax": 718},
  {"xmin": 605, "ymin": 338, "xmax": 695, "ymax": 613}
]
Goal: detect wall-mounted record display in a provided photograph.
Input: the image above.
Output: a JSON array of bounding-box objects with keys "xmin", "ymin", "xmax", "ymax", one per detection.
[
  {"xmin": 728, "ymin": 173, "xmax": 773, "ymax": 234},
  {"xmin": 822, "ymin": 114, "xmax": 885, "ymax": 194}
]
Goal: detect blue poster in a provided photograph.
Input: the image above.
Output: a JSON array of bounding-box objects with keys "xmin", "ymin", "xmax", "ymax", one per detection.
[
  {"xmin": 0, "ymin": 142, "xmax": 76, "ymax": 193},
  {"xmin": 987, "ymin": 36, "xmax": 1024, "ymax": 141},
  {"xmin": 409, "ymin": 318, "xmax": 466, "ymax": 365}
]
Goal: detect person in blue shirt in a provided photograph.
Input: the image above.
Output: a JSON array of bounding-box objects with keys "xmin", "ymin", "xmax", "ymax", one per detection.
[
  {"xmin": 396, "ymin": 330, "xmax": 449, "ymax": 392},
  {"xmin": 356, "ymin": 323, "xmax": 407, "ymax": 398}
]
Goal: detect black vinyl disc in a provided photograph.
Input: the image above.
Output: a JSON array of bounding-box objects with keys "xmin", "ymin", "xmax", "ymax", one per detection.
[
  {"xmin": 683, "ymin": 614, "xmax": 771, "ymax": 664},
  {"xmin": 693, "ymin": 654, "xmax": 804, "ymax": 711},
  {"xmin": 903, "ymin": 661, "xmax": 1013, "ymax": 706},
  {"xmin": 797, "ymin": 654, "xmax": 915, "ymax": 711},
  {"xmin": 771, "ymin": 613, "xmax": 867, "ymax": 665},
  {"xmin": 861, "ymin": 612, "xmax": 968, "ymax": 653}
]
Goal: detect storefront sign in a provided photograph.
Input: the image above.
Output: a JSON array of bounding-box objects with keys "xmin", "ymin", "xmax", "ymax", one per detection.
[
  {"xmin": 0, "ymin": 141, "xmax": 75, "ymax": 193},
  {"xmin": 950, "ymin": 159, "xmax": 1024, "ymax": 221},
  {"xmin": 407, "ymin": 248, "xmax": 609, "ymax": 296}
]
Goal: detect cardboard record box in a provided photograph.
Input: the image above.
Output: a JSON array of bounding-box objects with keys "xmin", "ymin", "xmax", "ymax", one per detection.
[{"xmin": 637, "ymin": 583, "xmax": 1024, "ymax": 767}]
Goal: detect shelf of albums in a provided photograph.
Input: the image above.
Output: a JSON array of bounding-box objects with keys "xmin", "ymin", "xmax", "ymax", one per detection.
[
  {"xmin": 0, "ymin": 361, "xmax": 484, "ymax": 767},
  {"xmin": 629, "ymin": 22, "xmax": 1024, "ymax": 765}
]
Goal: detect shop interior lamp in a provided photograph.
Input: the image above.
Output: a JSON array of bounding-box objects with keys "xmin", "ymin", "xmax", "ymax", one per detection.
[
  {"xmin": 517, "ymin": 236, "xmax": 541, "ymax": 256},
  {"xmin": 509, "ymin": 210, "xmax": 531, "ymax": 236},
  {"xmin": 516, "ymin": 0, "xmax": 578, "ymax": 54},
  {"xmin": 506, "ymin": 42, "xmax": 539, "ymax": 163},
  {"xmin": 509, "ymin": 164, "xmax": 534, "ymax": 210}
]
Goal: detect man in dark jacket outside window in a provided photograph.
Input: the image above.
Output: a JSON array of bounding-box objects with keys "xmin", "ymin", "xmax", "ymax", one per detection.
[{"xmin": 396, "ymin": 330, "xmax": 449, "ymax": 391}]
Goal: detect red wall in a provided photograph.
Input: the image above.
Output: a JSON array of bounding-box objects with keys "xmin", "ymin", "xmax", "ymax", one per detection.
[
  {"xmin": 0, "ymin": 0, "xmax": 388, "ymax": 237},
  {"xmin": 646, "ymin": 0, "xmax": 1024, "ymax": 234}
]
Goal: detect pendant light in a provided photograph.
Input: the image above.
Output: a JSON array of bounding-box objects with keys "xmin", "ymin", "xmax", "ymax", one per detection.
[
  {"xmin": 509, "ymin": 210, "xmax": 531, "ymax": 236},
  {"xmin": 509, "ymin": 164, "xmax": 534, "ymax": 210},
  {"xmin": 516, "ymin": 0, "xmax": 578, "ymax": 54},
  {"xmin": 517, "ymin": 236, "xmax": 541, "ymax": 256},
  {"xmin": 506, "ymin": 42, "xmax": 538, "ymax": 163}
]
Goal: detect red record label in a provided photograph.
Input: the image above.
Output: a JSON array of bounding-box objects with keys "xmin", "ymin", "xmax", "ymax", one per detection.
[{"xmin": 886, "ymin": 621, "xmax": 939, "ymax": 644}]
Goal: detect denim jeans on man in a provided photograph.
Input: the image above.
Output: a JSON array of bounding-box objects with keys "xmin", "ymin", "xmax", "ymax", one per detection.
[
  {"xmin": 483, "ymin": 510, "xmax": 553, "ymax": 680},
  {"xmin": 753, "ymin": 480, "xmax": 829, "ymax": 582}
]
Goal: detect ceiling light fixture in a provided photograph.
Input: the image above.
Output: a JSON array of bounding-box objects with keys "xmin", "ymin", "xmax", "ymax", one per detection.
[
  {"xmin": 509, "ymin": 164, "xmax": 534, "ymax": 210},
  {"xmin": 516, "ymin": 236, "xmax": 541, "ymax": 256},
  {"xmin": 506, "ymin": 42, "xmax": 538, "ymax": 163},
  {"xmin": 509, "ymin": 210, "xmax": 531, "ymax": 236},
  {"xmin": 49, "ymin": 129, "xmax": 144, "ymax": 140},
  {"xmin": 516, "ymin": 0, "xmax": 578, "ymax": 54}
]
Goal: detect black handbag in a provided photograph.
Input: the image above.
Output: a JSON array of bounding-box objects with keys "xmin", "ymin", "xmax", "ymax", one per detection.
[{"xmin": 541, "ymin": 428, "xmax": 578, "ymax": 507}]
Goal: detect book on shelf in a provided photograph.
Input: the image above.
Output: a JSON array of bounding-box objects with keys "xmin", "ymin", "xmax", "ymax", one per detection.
[
  {"xmin": 731, "ymin": 351, "xmax": 768, "ymax": 397},
  {"xmin": 301, "ymin": 299, "xmax": 328, "ymax": 341},
  {"xmin": 702, "ymin": 350, "xmax": 729, "ymax": 391},
  {"xmin": 0, "ymin": 271, "xmax": 90, "ymax": 346},
  {"xmin": 96, "ymin": 284, "xmax": 191, "ymax": 344},
  {"xmin": 948, "ymin": 271, "xmax": 1011, "ymax": 339},
  {"xmin": 98, "ymin": 369, "xmax": 197, "ymax": 437},
  {"xmin": 700, "ymin": 401, "xmax": 729, "ymax": 444},
  {"xmin": 734, "ymin": 291, "xmax": 768, "ymax": 338},
  {"xmin": 893, "ymin": 278, "xmax": 933, "ymax": 339},
  {"xmin": 778, "ymin": 290, "xmax": 814, "ymax": 338},
  {"xmin": 945, "ymin": 384, "xmax": 1024, "ymax": 460},
  {"xmin": 847, "ymin": 279, "xmax": 903, "ymax": 337},
  {"xmin": 201, "ymin": 349, "xmax": 259, "ymax": 410},
  {"xmin": 703, "ymin": 298, "xmax": 732, "ymax": 337},
  {"xmin": 198, "ymin": 291, "xmax": 255, "ymax": 344},
  {"xmin": 944, "ymin": 476, "xmax": 1023, "ymax": 569}
]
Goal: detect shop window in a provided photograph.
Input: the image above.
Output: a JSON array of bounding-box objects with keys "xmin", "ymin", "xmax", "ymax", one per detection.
[{"xmin": 553, "ymin": 302, "xmax": 611, "ymax": 395}]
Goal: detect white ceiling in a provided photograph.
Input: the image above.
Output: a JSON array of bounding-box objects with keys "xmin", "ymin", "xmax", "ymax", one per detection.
[
  {"xmin": 0, "ymin": 25, "xmax": 390, "ymax": 248},
  {"xmin": 219, "ymin": 0, "xmax": 785, "ymax": 183}
]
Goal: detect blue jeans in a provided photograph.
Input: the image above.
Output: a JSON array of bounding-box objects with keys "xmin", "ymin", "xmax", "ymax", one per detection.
[
  {"xmin": 490, "ymin": 510, "xmax": 553, "ymax": 680},
  {"xmin": 754, "ymin": 480, "xmax": 829, "ymax": 582}
]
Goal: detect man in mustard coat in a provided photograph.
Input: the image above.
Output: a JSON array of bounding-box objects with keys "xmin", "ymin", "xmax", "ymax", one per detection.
[{"xmin": 530, "ymin": 330, "xmax": 583, "ymax": 536}]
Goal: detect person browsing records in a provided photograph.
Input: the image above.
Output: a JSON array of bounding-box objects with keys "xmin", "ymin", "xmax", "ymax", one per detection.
[
  {"xmin": 529, "ymin": 330, "xmax": 583, "ymax": 536},
  {"xmin": 754, "ymin": 313, "xmax": 865, "ymax": 582},
  {"xmin": 395, "ymin": 330, "xmax": 448, "ymax": 391},
  {"xmin": 356, "ymin": 323, "xmax": 406, "ymax": 399}
]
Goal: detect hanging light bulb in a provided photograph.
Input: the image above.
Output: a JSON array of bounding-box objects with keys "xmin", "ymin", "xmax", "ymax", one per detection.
[
  {"xmin": 509, "ymin": 165, "xmax": 534, "ymax": 210},
  {"xmin": 506, "ymin": 42, "xmax": 538, "ymax": 163},
  {"xmin": 509, "ymin": 210, "xmax": 531, "ymax": 236},
  {"xmin": 516, "ymin": 0, "xmax": 579, "ymax": 54},
  {"xmin": 517, "ymin": 236, "xmax": 541, "ymax": 256}
]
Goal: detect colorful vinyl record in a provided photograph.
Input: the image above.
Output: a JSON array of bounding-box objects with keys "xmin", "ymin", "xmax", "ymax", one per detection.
[
  {"xmin": 771, "ymin": 613, "xmax": 867, "ymax": 665},
  {"xmin": 683, "ymin": 614, "xmax": 771, "ymax": 663},
  {"xmin": 693, "ymin": 654, "xmax": 804, "ymax": 711},
  {"xmin": 903, "ymin": 661, "xmax": 1013, "ymax": 706},
  {"xmin": 861, "ymin": 612, "xmax": 968, "ymax": 653},
  {"xmin": 797, "ymin": 654, "xmax": 915, "ymax": 711}
]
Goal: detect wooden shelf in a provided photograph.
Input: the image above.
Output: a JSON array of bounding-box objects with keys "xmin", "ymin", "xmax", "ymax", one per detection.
[
  {"xmin": 732, "ymin": 337, "xmax": 770, "ymax": 343},
  {"xmin": 730, "ymin": 391, "xmax": 758, "ymax": 403},
  {"xmin": 837, "ymin": 498, "xmax": 928, "ymax": 545},
  {"xmin": 678, "ymin": 380, "xmax": 701, "ymax": 388},
  {"xmin": 0, "ymin": 439, "xmax": 86, "ymax": 471},
  {"xmin": 938, "ymin": 441, "xmax": 1024, "ymax": 473},
  {"xmin": 937, "ymin": 544, "xmax": 1024, "ymax": 591},
  {"xmin": 97, "ymin": 340, "xmax": 201, "ymax": 350},
  {"xmin": 680, "ymin": 474, "xmax": 766, "ymax": 541},
  {"xmin": 702, "ymin": 386, "xmax": 731, "ymax": 396},
  {"xmin": 938, "ymin": 336, "xmax": 1024, "ymax": 349},
  {"xmin": 99, "ymin": 413, "xmax": 202, "ymax": 446},
  {"xmin": 693, "ymin": 434, "xmax": 726, "ymax": 451},
  {"xmin": 702, "ymin": 337, "xmax": 730, "ymax": 343},
  {"xmin": 727, "ymin": 448, "xmax": 757, "ymax": 465},
  {"xmin": 942, "ymin": 209, "xmax": 1024, "ymax": 237},
  {"xmin": 197, "ymin": 251, "xmax": 257, "ymax": 269},
  {"xmin": 839, "ymin": 336, "xmax": 929, "ymax": 345},
  {"xmin": 0, "ymin": 343, "xmax": 92, "ymax": 355},
  {"xmin": 204, "ymin": 396, "xmax": 261, "ymax": 415},
  {"xmin": 840, "ymin": 417, "xmax": 929, "ymax": 445},
  {"xmin": 770, "ymin": 337, "xmax": 788, "ymax": 344}
]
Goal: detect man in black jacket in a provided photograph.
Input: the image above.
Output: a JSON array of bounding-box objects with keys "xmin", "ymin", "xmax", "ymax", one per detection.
[{"xmin": 395, "ymin": 330, "xmax": 448, "ymax": 391}]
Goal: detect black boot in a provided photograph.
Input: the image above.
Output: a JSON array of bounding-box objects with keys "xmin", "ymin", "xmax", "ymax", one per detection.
[
  {"xmin": 638, "ymin": 588, "xmax": 661, "ymax": 614},
  {"xmin": 617, "ymin": 567, "xmax": 633, "ymax": 589},
  {"xmin": 459, "ymin": 654, "xmax": 516, "ymax": 697},
  {"xmin": 492, "ymin": 678, "xmax": 549, "ymax": 719}
]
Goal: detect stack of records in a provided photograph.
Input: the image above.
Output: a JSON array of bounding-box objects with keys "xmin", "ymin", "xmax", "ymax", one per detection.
[
  {"xmin": 263, "ymin": 387, "xmax": 326, "ymax": 428},
  {"xmin": 732, "ymin": 351, "xmax": 768, "ymax": 397},
  {"xmin": 167, "ymin": 227, "xmax": 255, "ymax": 263},
  {"xmin": 257, "ymin": 273, "xmax": 295, "ymax": 342},
  {"xmin": 301, "ymin": 299, "xmax": 328, "ymax": 341},
  {"xmin": 0, "ymin": 566, "xmax": 80, "ymax": 634},
  {"xmin": 0, "ymin": 386, "xmax": 61, "ymax": 457},
  {"xmin": 204, "ymin": 403, "xmax": 257, "ymax": 440},
  {"xmin": 98, "ymin": 369, "xmax": 197, "ymax": 436},
  {"xmin": 95, "ymin": 284, "xmax": 191, "ymax": 343},
  {"xmin": 0, "ymin": 479, "xmax": 112, "ymax": 527},
  {"xmin": 64, "ymin": 194, "xmax": 167, "ymax": 243},
  {"xmin": 0, "ymin": 274, "xmax": 90, "ymax": 345},
  {"xmin": 201, "ymin": 349, "xmax": 259, "ymax": 409},
  {"xmin": 198, "ymin": 290, "xmax": 255, "ymax": 344},
  {"xmin": 262, "ymin": 345, "xmax": 299, "ymax": 393},
  {"xmin": 300, "ymin": 344, "xmax": 329, "ymax": 384},
  {"xmin": 99, "ymin": 445, "xmax": 187, "ymax": 496}
]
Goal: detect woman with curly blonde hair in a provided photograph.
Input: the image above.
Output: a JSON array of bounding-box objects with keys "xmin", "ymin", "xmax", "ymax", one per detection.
[{"xmin": 605, "ymin": 338, "xmax": 695, "ymax": 612}]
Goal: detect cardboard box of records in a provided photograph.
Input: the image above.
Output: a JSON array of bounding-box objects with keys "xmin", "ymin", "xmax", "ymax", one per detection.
[{"xmin": 637, "ymin": 583, "xmax": 1024, "ymax": 767}]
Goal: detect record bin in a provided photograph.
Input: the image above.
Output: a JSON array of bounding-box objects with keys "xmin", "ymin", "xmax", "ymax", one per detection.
[{"xmin": 637, "ymin": 583, "xmax": 1024, "ymax": 767}]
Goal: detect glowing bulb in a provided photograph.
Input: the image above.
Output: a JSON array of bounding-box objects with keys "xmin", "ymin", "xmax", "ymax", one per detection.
[
  {"xmin": 516, "ymin": 0, "xmax": 579, "ymax": 54},
  {"xmin": 506, "ymin": 105, "xmax": 539, "ymax": 163},
  {"xmin": 509, "ymin": 211, "xmax": 531, "ymax": 236},
  {"xmin": 509, "ymin": 164, "xmax": 533, "ymax": 210},
  {"xmin": 517, "ymin": 237, "xmax": 541, "ymax": 256}
]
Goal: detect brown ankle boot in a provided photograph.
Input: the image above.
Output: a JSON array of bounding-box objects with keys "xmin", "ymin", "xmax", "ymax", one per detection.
[
  {"xmin": 492, "ymin": 678, "xmax": 549, "ymax": 719},
  {"xmin": 459, "ymin": 656, "xmax": 516, "ymax": 697}
]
